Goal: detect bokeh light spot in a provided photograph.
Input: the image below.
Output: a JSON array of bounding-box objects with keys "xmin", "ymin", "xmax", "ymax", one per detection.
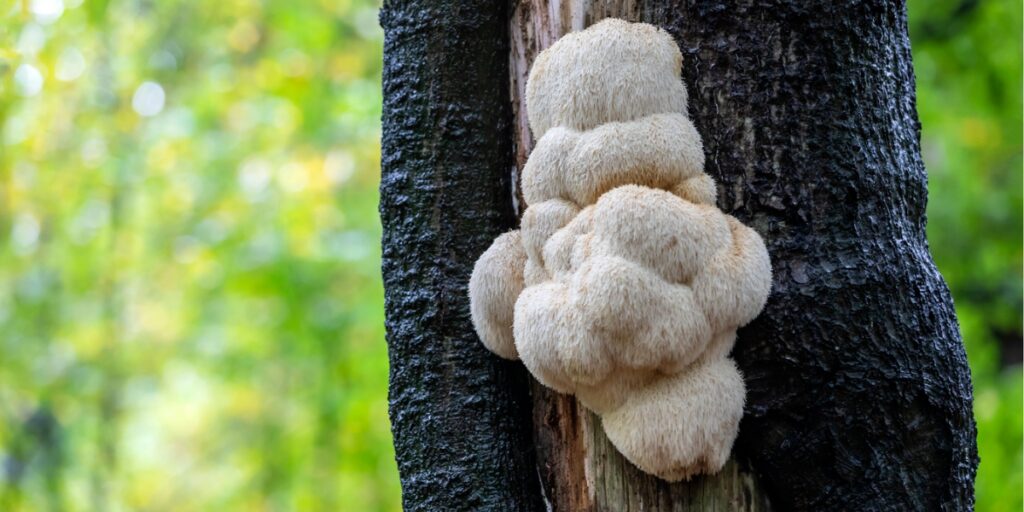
[
  {"xmin": 30, "ymin": 0, "xmax": 64, "ymax": 24},
  {"xmin": 14, "ymin": 64, "xmax": 44, "ymax": 97},
  {"xmin": 56, "ymin": 47, "xmax": 86, "ymax": 81},
  {"xmin": 132, "ymin": 81, "xmax": 166, "ymax": 117}
]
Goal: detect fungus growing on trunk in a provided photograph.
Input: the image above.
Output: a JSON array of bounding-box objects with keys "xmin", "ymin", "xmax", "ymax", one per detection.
[{"xmin": 469, "ymin": 18, "xmax": 772, "ymax": 481}]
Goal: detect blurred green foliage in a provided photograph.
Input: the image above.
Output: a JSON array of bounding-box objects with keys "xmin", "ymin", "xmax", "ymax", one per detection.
[
  {"xmin": 1, "ymin": 0, "xmax": 395, "ymax": 510},
  {"xmin": 0, "ymin": 0, "xmax": 1018, "ymax": 511},
  {"xmin": 909, "ymin": 0, "xmax": 1023, "ymax": 509}
]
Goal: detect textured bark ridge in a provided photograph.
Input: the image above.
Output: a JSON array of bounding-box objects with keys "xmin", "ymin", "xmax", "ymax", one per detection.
[
  {"xmin": 644, "ymin": 0, "xmax": 978, "ymax": 509},
  {"xmin": 379, "ymin": 2, "xmax": 542, "ymax": 511}
]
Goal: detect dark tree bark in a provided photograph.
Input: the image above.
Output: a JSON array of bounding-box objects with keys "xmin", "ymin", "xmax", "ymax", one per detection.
[
  {"xmin": 649, "ymin": 2, "xmax": 979, "ymax": 509},
  {"xmin": 381, "ymin": 0, "xmax": 977, "ymax": 511},
  {"xmin": 379, "ymin": 2, "xmax": 542, "ymax": 511}
]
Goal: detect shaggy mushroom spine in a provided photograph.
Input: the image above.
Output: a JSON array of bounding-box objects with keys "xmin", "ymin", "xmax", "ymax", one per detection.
[{"xmin": 468, "ymin": 18, "xmax": 772, "ymax": 482}]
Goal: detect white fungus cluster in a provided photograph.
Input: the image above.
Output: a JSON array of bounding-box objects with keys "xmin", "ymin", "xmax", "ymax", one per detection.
[{"xmin": 469, "ymin": 19, "xmax": 772, "ymax": 481}]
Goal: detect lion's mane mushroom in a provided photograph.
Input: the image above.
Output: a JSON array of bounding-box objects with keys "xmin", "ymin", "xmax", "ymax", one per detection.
[{"xmin": 468, "ymin": 18, "xmax": 772, "ymax": 481}]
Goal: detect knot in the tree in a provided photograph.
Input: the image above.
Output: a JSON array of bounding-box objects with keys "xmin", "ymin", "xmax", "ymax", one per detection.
[{"xmin": 468, "ymin": 18, "xmax": 772, "ymax": 482}]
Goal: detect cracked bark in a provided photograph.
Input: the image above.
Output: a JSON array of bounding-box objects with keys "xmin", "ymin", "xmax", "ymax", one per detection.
[
  {"xmin": 381, "ymin": 1, "xmax": 977, "ymax": 510},
  {"xmin": 380, "ymin": 2, "xmax": 542, "ymax": 511}
]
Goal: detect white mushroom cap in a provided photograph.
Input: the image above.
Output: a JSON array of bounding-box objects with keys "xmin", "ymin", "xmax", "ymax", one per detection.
[
  {"xmin": 469, "ymin": 19, "xmax": 772, "ymax": 481},
  {"xmin": 526, "ymin": 18, "xmax": 688, "ymax": 138}
]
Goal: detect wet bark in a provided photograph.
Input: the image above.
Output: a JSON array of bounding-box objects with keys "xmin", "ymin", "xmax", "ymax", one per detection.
[{"xmin": 381, "ymin": 0, "xmax": 977, "ymax": 511}]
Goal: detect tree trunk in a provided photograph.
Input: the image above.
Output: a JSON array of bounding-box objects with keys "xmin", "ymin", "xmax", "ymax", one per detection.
[
  {"xmin": 379, "ymin": 2, "xmax": 542, "ymax": 511},
  {"xmin": 381, "ymin": 0, "xmax": 977, "ymax": 510}
]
